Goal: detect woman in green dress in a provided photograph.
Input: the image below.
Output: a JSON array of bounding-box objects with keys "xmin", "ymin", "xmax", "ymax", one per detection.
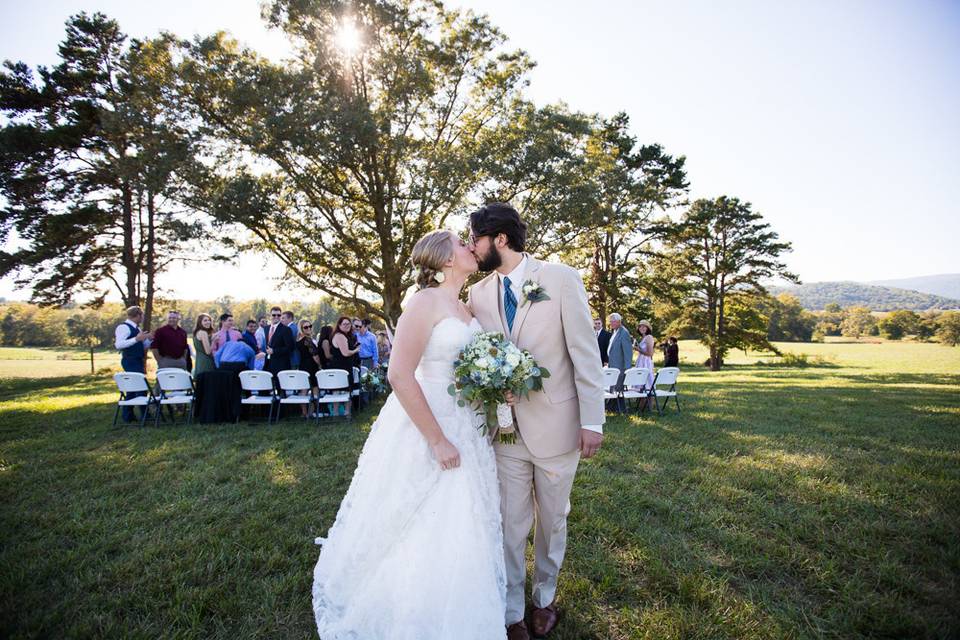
[{"xmin": 192, "ymin": 313, "xmax": 216, "ymax": 375}]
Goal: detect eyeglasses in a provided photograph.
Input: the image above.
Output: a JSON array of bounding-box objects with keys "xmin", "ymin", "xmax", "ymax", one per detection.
[
  {"xmin": 303, "ymin": 325, "xmax": 312, "ymax": 330},
  {"xmin": 353, "ymin": 324, "xmax": 362, "ymax": 328},
  {"xmin": 271, "ymin": 313, "xmax": 281, "ymax": 317}
]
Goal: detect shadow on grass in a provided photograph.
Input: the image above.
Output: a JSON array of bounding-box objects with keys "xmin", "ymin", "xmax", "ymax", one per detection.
[{"xmin": 2, "ymin": 373, "xmax": 959, "ymax": 638}]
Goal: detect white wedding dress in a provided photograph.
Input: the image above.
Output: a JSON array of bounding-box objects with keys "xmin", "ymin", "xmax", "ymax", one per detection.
[{"xmin": 312, "ymin": 317, "xmax": 507, "ymax": 640}]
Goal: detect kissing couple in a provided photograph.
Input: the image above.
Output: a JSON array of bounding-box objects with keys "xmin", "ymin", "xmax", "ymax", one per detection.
[{"xmin": 312, "ymin": 203, "xmax": 605, "ymax": 640}]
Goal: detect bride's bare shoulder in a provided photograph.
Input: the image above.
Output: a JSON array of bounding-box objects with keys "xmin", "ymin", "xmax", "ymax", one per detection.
[{"xmin": 398, "ymin": 289, "xmax": 442, "ymax": 324}]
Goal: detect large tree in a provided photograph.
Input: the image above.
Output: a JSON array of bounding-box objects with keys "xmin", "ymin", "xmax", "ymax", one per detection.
[
  {"xmin": 0, "ymin": 14, "xmax": 207, "ymax": 327},
  {"xmin": 656, "ymin": 196, "xmax": 797, "ymax": 369},
  {"xmin": 180, "ymin": 0, "xmax": 534, "ymax": 327}
]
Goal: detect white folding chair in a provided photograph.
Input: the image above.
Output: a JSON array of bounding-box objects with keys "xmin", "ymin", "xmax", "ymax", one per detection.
[
  {"xmin": 351, "ymin": 367, "xmax": 361, "ymax": 399},
  {"xmin": 316, "ymin": 369, "xmax": 352, "ymax": 422},
  {"xmin": 112, "ymin": 372, "xmax": 156, "ymax": 427},
  {"xmin": 154, "ymin": 369, "xmax": 195, "ymax": 426},
  {"xmin": 651, "ymin": 367, "xmax": 681, "ymax": 413},
  {"xmin": 154, "ymin": 367, "xmax": 190, "ymax": 396},
  {"xmin": 602, "ymin": 366, "xmax": 622, "ymax": 413},
  {"xmin": 621, "ymin": 367, "xmax": 653, "ymax": 413},
  {"xmin": 276, "ymin": 369, "xmax": 314, "ymax": 422},
  {"xmin": 238, "ymin": 370, "xmax": 277, "ymax": 423}
]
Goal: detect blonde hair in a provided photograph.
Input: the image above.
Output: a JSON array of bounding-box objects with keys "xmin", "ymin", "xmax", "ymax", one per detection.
[{"xmin": 411, "ymin": 230, "xmax": 454, "ymax": 290}]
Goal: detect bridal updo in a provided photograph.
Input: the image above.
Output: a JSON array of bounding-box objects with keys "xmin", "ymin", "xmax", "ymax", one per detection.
[{"xmin": 411, "ymin": 230, "xmax": 454, "ymax": 290}]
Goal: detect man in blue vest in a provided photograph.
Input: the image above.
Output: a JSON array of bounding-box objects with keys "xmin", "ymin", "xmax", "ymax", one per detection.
[{"xmin": 114, "ymin": 306, "xmax": 153, "ymax": 423}]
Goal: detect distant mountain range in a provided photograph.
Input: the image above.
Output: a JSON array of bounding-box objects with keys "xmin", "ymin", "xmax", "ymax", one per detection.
[
  {"xmin": 772, "ymin": 275, "xmax": 960, "ymax": 311},
  {"xmin": 866, "ymin": 273, "xmax": 960, "ymax": 300}
]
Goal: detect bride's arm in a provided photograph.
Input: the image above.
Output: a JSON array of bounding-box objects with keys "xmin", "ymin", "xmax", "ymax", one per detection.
[{"xmin": 387, "ymin": 295, "xmax": 461, "ymax": 470}]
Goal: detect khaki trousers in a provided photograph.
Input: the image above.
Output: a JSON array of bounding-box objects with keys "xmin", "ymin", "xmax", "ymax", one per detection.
[{"xmin": 495, "ymin": 433, "xmax": 580, "ymax": 625}]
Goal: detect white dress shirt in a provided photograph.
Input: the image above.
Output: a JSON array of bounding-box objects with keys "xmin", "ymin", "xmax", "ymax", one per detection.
[
  {"xmin": 115, "ymin": 320, "xmax": 150, "ymax": 350},
  {"xmin": 607, "ymin": 327, "xmax": 620, "ymax": 355},
  {"xmin": 497, "ymin": 256, "xmax": 601, "ymax": 435},
  {"xmin": 496, "ymin": 255, "xmax": 527, "ymax": 305}
]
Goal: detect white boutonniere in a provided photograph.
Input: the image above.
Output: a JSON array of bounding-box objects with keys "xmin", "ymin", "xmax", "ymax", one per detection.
[{"xmin": 521, "ymin": 280, "xmax": 550, "ymax": 305}]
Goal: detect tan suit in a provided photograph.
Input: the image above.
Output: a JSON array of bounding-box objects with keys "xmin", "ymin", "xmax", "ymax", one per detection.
[{"xmin": 468, "ymin": 255, "xmax": 604, "ymax": 624}]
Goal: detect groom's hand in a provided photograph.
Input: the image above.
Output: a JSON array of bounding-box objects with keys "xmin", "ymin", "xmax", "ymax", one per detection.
[{"xmin": 579, "ymin": 429, "xmax": 603, "ymax": 459}]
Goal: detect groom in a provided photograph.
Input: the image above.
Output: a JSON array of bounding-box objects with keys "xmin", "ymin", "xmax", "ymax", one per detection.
[{"xmin": 467, "ymin": 203, "xmax": 605, "ymax": 639}]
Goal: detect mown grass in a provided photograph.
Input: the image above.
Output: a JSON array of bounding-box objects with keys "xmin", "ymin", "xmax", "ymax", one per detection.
[{"xmin": 1, "ymin": 343, "xmax": 958, "ymax": 639}]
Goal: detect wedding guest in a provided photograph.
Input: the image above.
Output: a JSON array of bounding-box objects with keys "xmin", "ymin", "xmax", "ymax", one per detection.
[
  {"xmin": 350, "ymin": 318, "xmax": 363, "ymax": 369},
  {"xmin": 297, "ymin": 319, "xmax": 322, "ymax": 417},
  {"xmin": 254, "ymin": 316, "xmax": 268, "ymax": 351},
  {"xmin": 214, "ymin": 328, "xmax": 257, "ymax": 373},
  {"xmin": 606, "ymin": 313, "xmax": 633, "ymax": 373},
  {"xmin": 663, "ymin": 336, "xmax": 680, "ymax": 367},
  {"xmin": 211, "ymin": 313, "xmax": 243, "ymax": 352},
  {"xmin": 331, "ymin": 316, "xmax": 361, "ymax": 412},
  {"xmin": 606, "ymin": 312, "xmax": 633, "ymax": 412},
  {"xmin": 151, "ymin": 310, "xmax": 189, "ymax": 370},
  {"xmin": 265, "ymin": 306, "xmax": 295, "ymax": 375},
  {"xmin": 192, "ymin": 314, "xmax": 216, "ymax": 376},
  {"xmin": 594, "ymin": 317, "xmax": 611, "ymax": 366},
  {"xmin": 634, "ymin": 320, "xmax": 656, "ymax": 409},
  {"xmin": 376, "ymin": 330, "xmax": 392, "ymax": 366},
  {"xmin": 242, "ymin": 319, "xmax": 266, "ymax": 371},
  {"xmin": 317, "ymin": 325, "xmax": 334, "ymax": 370},
  {"xmin": 356, "ymin": 318, "xmax": 379, "ymax": 369},
  {"xmin": 282, "ymin": 310, "xmax": 301, "ymax": 369},
  {"xmin": 115, "ymin": 306, "xmax": 152, "ymax": 423}
]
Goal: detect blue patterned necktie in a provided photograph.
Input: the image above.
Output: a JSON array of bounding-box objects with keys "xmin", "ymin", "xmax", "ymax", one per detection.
[{"xmin": 503, "ymin": 276, "xmax": 518, "ymax": 332}]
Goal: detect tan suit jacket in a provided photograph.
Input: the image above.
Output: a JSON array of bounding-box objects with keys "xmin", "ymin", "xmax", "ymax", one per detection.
[{"xmin": 468, "ymin": 256, "xmax": 605, "ymax": 458}]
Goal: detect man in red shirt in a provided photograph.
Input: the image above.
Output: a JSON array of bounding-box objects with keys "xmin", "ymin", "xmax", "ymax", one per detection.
[{"xmin": 151, "ymin": 310, "xmax": 190, "ymax": 370}]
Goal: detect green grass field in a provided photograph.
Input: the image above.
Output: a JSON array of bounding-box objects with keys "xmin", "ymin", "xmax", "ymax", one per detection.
[{"xmin": 1, "ymin": 342, "xmax": 958, "ymax": 639}]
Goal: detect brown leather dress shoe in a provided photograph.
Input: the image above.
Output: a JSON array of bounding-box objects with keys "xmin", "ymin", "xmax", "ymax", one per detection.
[
  {"xmin": 506, "ymin": 621, "xmax": 531, "ymax": 640},
  {"xmin": 530, "ymin": 602, "xmax": 559, "ymax": 637}
]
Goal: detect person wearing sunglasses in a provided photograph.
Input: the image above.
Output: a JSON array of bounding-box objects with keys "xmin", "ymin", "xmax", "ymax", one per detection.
[
  {"xmin": 264, "ymin": 306, "xmax": 295, "ymax": 377},
  {"xmin": 296, "ymin": 319, "xmax": 322, "ymax": 417}
]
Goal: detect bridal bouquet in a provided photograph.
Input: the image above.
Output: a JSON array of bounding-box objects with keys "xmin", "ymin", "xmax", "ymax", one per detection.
[{"xmin": 447, "ymin": 331, "xmax": 550, "ymax": 443}]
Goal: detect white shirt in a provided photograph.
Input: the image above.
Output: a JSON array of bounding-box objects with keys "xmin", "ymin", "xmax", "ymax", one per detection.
[
  {"xmin": 115, "ymin": 320, "xmax": 150, "ymax": 350},
  {"xmin": 496, "ymin": 255, "xmax": 527, "ymax": 306},
  {"xmin": 497, "ymin": 256, "xmax": 602, "ymax": 435},
  {"xmin": 607, "ymin": 327, "xmax": 621, "ymax": 355}
]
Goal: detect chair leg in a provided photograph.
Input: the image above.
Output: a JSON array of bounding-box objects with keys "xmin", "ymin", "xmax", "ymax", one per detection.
[
  {"xmin": 139, "ymin": 403, "xmax": 149, "ymax": 428},
  {"xmin": 113, "ymin": 404, "xmax": 120, "ymax": 427},
  {"xmin": 155, "ymin": 403, "xmax": 162, "ymax": 427}
]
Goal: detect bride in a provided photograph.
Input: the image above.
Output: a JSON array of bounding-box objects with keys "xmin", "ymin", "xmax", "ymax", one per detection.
[{"xmin": 312, "ymin": 230, "xmax": 507, "ymax": 639}]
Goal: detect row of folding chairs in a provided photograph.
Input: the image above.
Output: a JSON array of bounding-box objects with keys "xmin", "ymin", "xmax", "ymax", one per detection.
[
  {"xmin": 241, "ymin": 369, "xmax": 353, "ymax": 424},
  {"xmin": 113, "ymin": 367, "xmax": 359, "ymax": 427},
  {"xmin": 602, "ymin": 366, "xmax": 681, "ymax": 415},
  {"xmin": 113, "ymin": 368, "xmax": 197, "ymax": 427}
]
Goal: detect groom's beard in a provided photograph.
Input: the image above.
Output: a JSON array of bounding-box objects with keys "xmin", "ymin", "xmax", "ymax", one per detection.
[{"xmin": 476, "ymin": 244, "xmax": 503, "ymax": 272}]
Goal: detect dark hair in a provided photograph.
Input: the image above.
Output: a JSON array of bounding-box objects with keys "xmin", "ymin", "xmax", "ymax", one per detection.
[
  {"xmin": 245, "ymin": 319, "xmax": 256, "ymax": 327},
  {"xmin": 318, "ymin": 325, "xmax": 333, "ymax": 344},
  {"xmin": 362, "ymin": 318, "xmax": 371, "ymax": 327},
  {"xmin": 669, "ymin": 336, "xmax": 678, "ymax": 344},
  {"xmin": 270, "ymin": 306, "xmax": 282, "ymax": 313},
  {"xmin": 218, "ymin": 313, "xmax": 233, "ymax": 325},
  {"xmin": 469, "ymin": 202, "xmax": 527, "ymax": 252},
  {"xmin": 281, "ymin": 311, "xmax": 294, "ymax": 320},
  {"xmin": 334, "ymin": 316, "xmax": 353, "ymax": 340}
]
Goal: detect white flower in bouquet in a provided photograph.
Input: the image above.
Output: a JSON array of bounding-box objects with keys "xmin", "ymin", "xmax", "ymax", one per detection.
[{"xmin": 448, "ymin": 331, "xmax": 550, "ymax": 443}]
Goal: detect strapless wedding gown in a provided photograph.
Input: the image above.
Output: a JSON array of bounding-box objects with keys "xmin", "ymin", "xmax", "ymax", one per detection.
[{"xmin": 312, "ymin": 317, "xmax": 507, "ymax": 640}]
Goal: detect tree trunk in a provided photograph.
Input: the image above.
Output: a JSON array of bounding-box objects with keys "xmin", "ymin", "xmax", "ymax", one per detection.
[
  {"xmin": 89, "ymin": 347, "xmax": 95, "ymax": 374},
  {"xmin": 143, "ymin": 191, "xmax": 157, "ymax": 331},
  {"xmin": 121, "ymin": 179, "xmax": 139, "ymax": 309}
]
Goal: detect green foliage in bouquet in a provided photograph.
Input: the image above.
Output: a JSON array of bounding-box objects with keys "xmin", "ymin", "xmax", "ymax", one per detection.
[{"xmin": 447, "ymin": 331, "xmax": 550, "ymax": 442}]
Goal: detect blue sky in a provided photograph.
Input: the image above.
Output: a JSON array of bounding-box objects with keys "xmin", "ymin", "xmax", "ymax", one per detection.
[{"xmin": 1, "ymin": 0, "xmax": 958, "ymax": 301}]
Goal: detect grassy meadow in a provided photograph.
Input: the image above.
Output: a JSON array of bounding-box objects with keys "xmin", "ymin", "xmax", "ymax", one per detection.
[{"xmin": 1, "ymin": 341, "xmax": 958, "ymax": 639}]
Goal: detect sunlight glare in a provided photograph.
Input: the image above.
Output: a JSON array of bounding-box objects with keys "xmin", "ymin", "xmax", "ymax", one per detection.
[{"xmin": 335, "ymin": 19, "xmax": 362, "ymax": 56}]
